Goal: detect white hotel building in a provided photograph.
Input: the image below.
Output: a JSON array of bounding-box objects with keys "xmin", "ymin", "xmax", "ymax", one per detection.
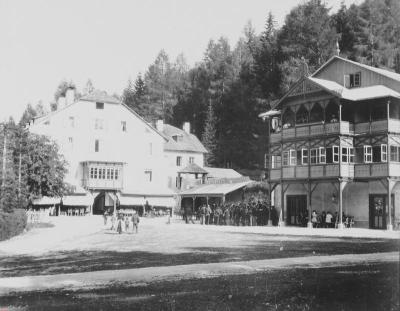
[{"xmin": 29, "ymin": 90, "xmax": 209, "ymax": 215}]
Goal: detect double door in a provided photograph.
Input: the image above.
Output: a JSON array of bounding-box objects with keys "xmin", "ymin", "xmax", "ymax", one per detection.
[
  {"xmin": 369, "ymin": 194, "xmax": 394, "ymax": 229},
  {"xmin": 287, "ymin": 195, "xmax": 307, "ymax": 226}
]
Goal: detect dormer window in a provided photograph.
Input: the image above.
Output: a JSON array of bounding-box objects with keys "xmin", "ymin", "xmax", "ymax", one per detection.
[
  {"xmin": 172, "ymin": 135, "xmax": 183, "ymax": 142},
  {"xmin": 96, "ymin": 102, "xmax": 104, "ymax": 109},
  {"xmin": 349, "ymin": 72, "xmax": 361, "ymax": 88}
]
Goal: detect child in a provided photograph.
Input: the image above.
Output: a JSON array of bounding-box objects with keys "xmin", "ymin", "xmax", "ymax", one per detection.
[{"xmin": 125, "ymin": 216, "xmax": 130, "ymax": 232}]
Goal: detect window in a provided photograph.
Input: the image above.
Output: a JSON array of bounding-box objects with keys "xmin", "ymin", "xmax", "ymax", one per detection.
[
  {"xmin": 107, "ymin": 169, "xmax": 111, "ymax": 179},
  {"xmin": 110, "ymin": 169, "xmax": 114, "ymax": 180},
  {"xmin": 145, "ymin": 170, "xmax": 152, "ymax": 182},
  {"xmin": 114, "ymin": 169, "xmax": 119, "ymax": 180},
  {"xmin": 68, "ymin": 137, "xmax": 73, "ymax": 150},
  {"xmin": 333, "ymin": 146, "xmax": 339, "ymax": 163},
  {"xmin": 349, "ymin": 147, "xmax": 355, "ymax": 163},
  {"xmin": 90, "ymin": 168, "xmax": 94, "ymax": 179},
  {"xmin": 95, "ymin": 140, "xmax": 100, "ymax": 152},
  {"xmin": 189, "ymin": 157, "xmax": 195, "ymax": 164},
  {"xmin": 96, "ymin": 102, "xmax": 104, "ymax": 109},
  {"xmin": 121, "ymin": 121, "xmax": 127, "ymax": 132},
  {"xmin": 69, "ymin": 116, "xmax": 75, "ymax": 127},
  {"xmin": 350, "ymin": 72, "xmax": 361, "ymax": 88},
  {"xmin": 271, "ymin": 155, "xmax": 281, "ymax": 169},
  {"xmin": 364, "ymin": 145, "xmax": 372, "ymax": 163},
  {"xmin": 310, "ymin": 148, "xmax": 318, "ymax": 164},
  {"xmin": 95, "ymin": 119, "xmax": 104, "ymax": 130},
  {"xmin": 94, "ymin": 168, "xmax": 98, "ymax": 179},
  {"xmin": 381, "ymin": 144, "xmax": 387, "ymax": 162},
  {"xmin": 176, "ymin": 156, "xmax": 182, "ymax": 166},
  {"xmin": 289, "ymin": 149, "xmax": 296, "ymax": 166},
  {"xmin": 302, "ymin": 149, "xmax": 309, "ymax": 165},
  {"xmin": 319, "ymin": 147, "xmax": 326, "ymax": 164},
  {"xmin": 102, "ymin": 168, "xmax": 106, "ymax": 179},
  {"xmin": 341, "ymin": 147, "xmax": 349, "ymax": 163},
  {"xmin": 283, "ymin": 151, "xmax": 289, "ymax": 166},
  {"xmin": 390, "ymin": 146, "xmax": 400, "ymax": 162},
  {"xmin": 172, "ymin": 135, "xmax": 183, "ymax": 142}
]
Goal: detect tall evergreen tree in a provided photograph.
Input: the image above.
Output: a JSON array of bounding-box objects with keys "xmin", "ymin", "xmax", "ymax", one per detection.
[{"xmin": 202, "ymin": 101, "xmax": 218, "ymax": 167}]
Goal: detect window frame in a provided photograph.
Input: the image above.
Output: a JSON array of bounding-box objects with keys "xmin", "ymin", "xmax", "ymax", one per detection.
[
  {"xmin": 96, "ymin": 102, "xmax": 104, "ymax": 109},
  {"xmin": 319, "ymin": 147, "xmax": 326, "ymax": 164},
  {"xmin": 95, "ymin": 139, "xmax": 100, "ymax": 152},
  {"xmin": 289, "ymin": 149, "xmax": 296, "ymax": 166},
  {"xmin": 381, "ymin": 144, "xmax": 387, "ymax": 162},
  {"xmin": 121, "ymin": 121, "xmax": 127, "ymax": 132},
  {"xmin": 333, "ymin": 145, "xmax": 339, "ymax": 163},
  {"xmin": 283, "ymin": 151, "xmax": 289, "ymax": 166},
  {"xmin": 176, "ymin": 156, "xmax": 182, "ymax": 167},
  {"xmin": 301, "ymin": 148, "xmax": 309, "ymax": 165},
  {"xmin": 144, "ymin": 170, "xmax": 152, "ymax": 182},
  {"xmin": 364, "ymin": 145, "xmax": 372, "ymax": 163}
]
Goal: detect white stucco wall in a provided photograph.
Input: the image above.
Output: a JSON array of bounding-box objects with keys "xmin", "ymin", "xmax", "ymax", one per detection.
[{"xmin": 29, "ymin": 100, "xmax": 169, "ymax": 195}]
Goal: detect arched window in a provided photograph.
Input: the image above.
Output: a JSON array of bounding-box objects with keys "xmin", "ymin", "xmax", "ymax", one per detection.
[
  {"xmin": 282, "ymin": 108, "xmax": 295, "ymax": 128},
  {"xmin": 296, "ymin": 105, "xmax": 309, "ymax": 124},
  {"xmin": 326, "ymin": 101, "xmax": 339, "ymax": 123},
  {"xmin": 310, "ymin": 102, "xmax": 323, "ymax": 123}
]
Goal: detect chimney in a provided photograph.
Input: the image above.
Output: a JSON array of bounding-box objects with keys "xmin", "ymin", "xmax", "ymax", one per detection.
[
  {"xmin": 183, "ymin": 122, "xmax": 190, "ymax": 134},
  {"xmin": 156, "ymin": 119, "xmax": 164, "ymax": 132},
  {"xmin": 65, "ymin": 88, "xmax": 75, "ymax": 105},
  {"xmin": 57, "ymin": 96, "xmax": 66, "ymax": 108}
]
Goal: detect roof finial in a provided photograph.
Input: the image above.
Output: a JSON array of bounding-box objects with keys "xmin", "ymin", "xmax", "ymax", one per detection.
[{"xmin": 335, "ymin": 39, "xmax": 340, "ymax": 56}]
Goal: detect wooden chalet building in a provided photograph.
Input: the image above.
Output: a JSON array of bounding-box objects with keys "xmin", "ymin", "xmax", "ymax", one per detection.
[{"xmin": 260, "ymin": 55, "xmax": 400, "ymax": 230}]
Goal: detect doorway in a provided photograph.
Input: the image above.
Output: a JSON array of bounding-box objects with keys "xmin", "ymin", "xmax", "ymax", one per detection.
[
  {"xmin": 369, "ymin": 194, "xmax": 394, "ymax": 229},
  {"xmin": 287, "ymin": 195, "xmax": 307, "ymax": 226}
]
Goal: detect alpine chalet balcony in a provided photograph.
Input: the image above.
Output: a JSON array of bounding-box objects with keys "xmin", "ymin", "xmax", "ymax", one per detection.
[
  {"xmin": 354, "ymin": 119, "xmax": 400, "ymax": 134},
  {"xmin": 270, "ymin": 121, "xmax": 353, "ymax": 143},
  {"xmin": 269, "ymin": 163, "xmax": 354, "ymax": 181},
  {"xmin": 354, "ymin": 162, "xmax": 400, "ymax": 178}
]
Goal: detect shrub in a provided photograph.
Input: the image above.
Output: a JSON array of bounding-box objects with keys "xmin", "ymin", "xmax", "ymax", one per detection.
[{"xmin": 0, "ymin": 209, "xmax": 27, "ymax": 241}]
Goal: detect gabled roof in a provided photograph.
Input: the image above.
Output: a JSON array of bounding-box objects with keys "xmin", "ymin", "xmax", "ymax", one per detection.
[
  {"xmin": 80, "ymin": 90, "xmax": 121, "ymax": 104},
  {"xmin": 312, "ymin": 55, "xmax": 400, "ymax": 82},
  {"xmin": 205, "ymin": 167, "xmax": 242, "ymax": 179},
  {"xmin": 179, "ymin": 180, "xmax": 253, "ymax": 197},
  {"xmin": 29, "ymin": 91, "xmax": 167, "ymax": 141},
  {"xmin": 163, "ymin": 124, "xmax": 208, "ymax": 153},
  {"xmin": 308, "ymin": 77, "xmax": 400, "ymax": 101},
  {"xmin": 179, "ymin": 163, "xmax": 208, "ymax": 174}
]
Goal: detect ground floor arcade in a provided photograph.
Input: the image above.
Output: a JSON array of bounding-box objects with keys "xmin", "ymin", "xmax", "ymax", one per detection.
[{"xmin": 270, "ymin": 178, "xmax": 400, "ymax": 230}]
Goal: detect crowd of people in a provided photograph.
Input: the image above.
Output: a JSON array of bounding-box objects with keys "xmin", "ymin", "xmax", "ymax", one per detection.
[
  {"xmin": 310, "ymin": 210, "xmax": 354, "ymax": 228},
  {"xmin": 103, "ymin": 210, "xmax": 140, "ymax": 234},
  {"xmin": 183, "ymin": 199, "xmax": 279, "ymax": 226}
]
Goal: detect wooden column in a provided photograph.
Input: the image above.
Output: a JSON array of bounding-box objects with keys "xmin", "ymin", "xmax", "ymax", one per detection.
[
  {"xmin": 268, "ymin": 182, "xmax": 272, "ymax": 226},
  {"xmin": 337, "ymin": 179, "xmax": 345, "ymax": 229},
  {"xmin": 307, "ymin": 182, "xmax": 313, "ymax": 228},
  {"xmin": 387, "ymin": 178, "xmax": 394, "ymax": 231},
  {"xmin": 280, "ymin": 182, "xmax": 285, "ymax": 226}
]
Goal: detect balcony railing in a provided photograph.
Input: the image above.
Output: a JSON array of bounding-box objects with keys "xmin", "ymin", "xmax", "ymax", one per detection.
[
  {"xmin": 270, "ymin": 121, "xmax": 353, "ymax": 143},
  {"xmin": 269, "ymin": 163, "xmax": 354, "ymax": 180},
  {"xmin": 354, "ymin": 119, "xmax": 400, "ymax": 134},
  {"xmin": 354, "ymin": 162, "xmax": 400, "ymax": 178}
]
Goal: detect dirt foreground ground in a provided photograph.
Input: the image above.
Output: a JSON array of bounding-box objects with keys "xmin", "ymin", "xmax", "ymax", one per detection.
[{"xmin": 0, "ymin": 216, "xmax": 399, "ymax": 310}]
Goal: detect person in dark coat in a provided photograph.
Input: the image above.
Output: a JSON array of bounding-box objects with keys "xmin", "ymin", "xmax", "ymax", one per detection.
[{"xmin": 131, "ymin": 210, "xmax": 140, "ymax": 233}]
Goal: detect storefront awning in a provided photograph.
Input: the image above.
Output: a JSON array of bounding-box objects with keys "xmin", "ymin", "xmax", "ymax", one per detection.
[
  {"xmin": 62, "ymin": 194, "xmax": 93, "ymax": 206},
  {"xmin": 146, "ymin": 196, "xmax": 176, "ymax": 207},
  {"xmin": 33, "ymin": 196, "xmax": 60, "ymax": 206},
  {"xmin": 117, "ymin": 194, "xmax": 146, "ymax": 206}
]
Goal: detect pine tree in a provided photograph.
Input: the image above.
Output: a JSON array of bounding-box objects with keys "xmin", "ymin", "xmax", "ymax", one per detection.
[{"xmin": 202, "ymin": 101, "xmax": 218, "ymax": 167}]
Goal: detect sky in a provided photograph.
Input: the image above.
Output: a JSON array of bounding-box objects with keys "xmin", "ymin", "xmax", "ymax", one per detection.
[{"xmin": 0, "ymin": 0, "xmax": 361, "ymax": 121}]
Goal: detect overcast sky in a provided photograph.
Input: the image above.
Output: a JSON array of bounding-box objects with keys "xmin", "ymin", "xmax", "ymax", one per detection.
[{"xmin": 0, "ymin": 0, "xmax": 360, "ymax": 121}]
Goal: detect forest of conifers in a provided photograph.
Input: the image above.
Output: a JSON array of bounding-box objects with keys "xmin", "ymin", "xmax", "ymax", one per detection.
[{"xmin": 21, "ymin": 0, "xmax": 400, "ymax": 172}]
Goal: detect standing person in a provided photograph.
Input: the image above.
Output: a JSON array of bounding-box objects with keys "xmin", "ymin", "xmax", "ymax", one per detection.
[
  {"xmin": 200, "ymin": 204, "xmax": 206, "ymax": 225},
  {"xmin": 132, "ymin": 210, "xmax": 140, "ymax": 233},
  {"xmin": 224, "ymin": 206, "xmax": 230, "ymax": 226},
  {"xmin": 125, "ymin": 215, "xmax": 130, "ymax": 232},
  {"xmin": 325, "ymin": 211, "xmax": 333, "ymax": 228},
  {"xmin": 117, "ymin": 213, "xmax": 123, "ymax": 234},
  {"xmin": 205, "ymin": 204, "xmax": 212, "ymax": 225},
  {"xmin": 111, "ymin": 213, "xmax": 116, "ymax": 231},
  {"xmin": 311, "ymin": 210, "xmax": 318, "ymax": 228},
  {"xmin": 103, "ymin": 211, "xmax": 108, "ymax": 226},
  {"xmin": 214, "ymin": 204, "xmax": 222, "ymax": 225}
]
